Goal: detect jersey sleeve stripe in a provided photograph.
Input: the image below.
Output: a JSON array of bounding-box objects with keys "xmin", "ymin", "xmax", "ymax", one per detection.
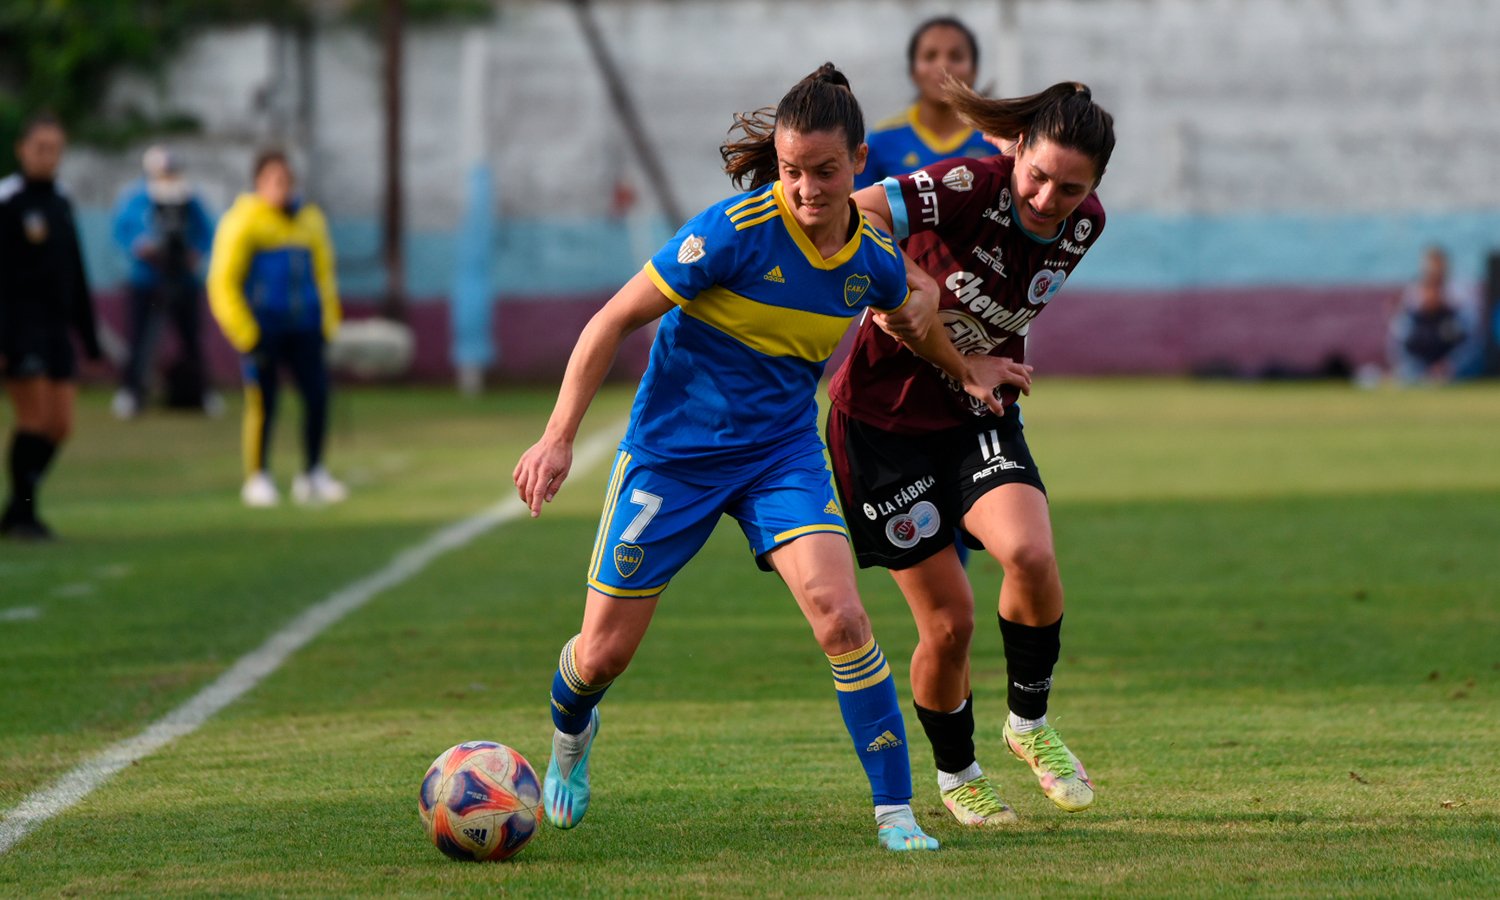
[
  {"xmin": 880, "ymin": 177, "xmax": 910, "ymax": 241},
  {"xmin": 643, "ymin": 261, "xmax": 693, "ymax": 307},
  {"xmin": 860, "ymin": 226, "xmax": 896, "ymax": 257},
  {"xmin": 682, "ymin": 285, "xmax": 855, "ymax": 362},
  {"xmin": 724, "ymin": 188, "xmax": 776, "ymax": 215},
  {"xmin": 727, "ymin": 196, "xmax": 778, "ymax": 222},
  {"xmin": 732, "ymin": 210, "xmax": 781, "ymax": 231}
]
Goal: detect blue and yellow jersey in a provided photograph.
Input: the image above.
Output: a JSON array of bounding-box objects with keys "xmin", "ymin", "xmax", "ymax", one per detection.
[
  {"xmin": 207, "ymin": 193, "xmax": 340, "ymax": 353},
  {"xmin": 633, "ymin": 181, "xmax": 909, "ymax": 485},
  {"xmin": 855, "ymin": 104, "xmax": 997, "ymax": 190}
]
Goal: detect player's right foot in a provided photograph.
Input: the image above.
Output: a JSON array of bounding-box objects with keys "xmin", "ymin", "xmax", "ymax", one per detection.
[
  {"xmin": 876, "ymin": 808, "xmax": 940, "ymax": 852},
  {"xmin": 241, "ymin": 472, "xmax": 280, "ymax": 508},
  {"xmin": 1004, "ymin": 721, "xmax": 1094, "ymax": 812},
  {"xmin": 940, "ymin": 774, "xmax": 1019, "ymax": 825},
  {"xmin": 543, "ymin": 709, "xmax": 598, "ymax": 829}
]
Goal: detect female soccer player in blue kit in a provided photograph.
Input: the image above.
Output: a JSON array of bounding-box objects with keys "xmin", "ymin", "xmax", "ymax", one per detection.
[
  {"xmin": 856, "ymin": 17, "xmax": 997, "ymax": 191},
  {"xmin": 514, "ymin": 64, "xmax": 1011, "ymax": 851}
]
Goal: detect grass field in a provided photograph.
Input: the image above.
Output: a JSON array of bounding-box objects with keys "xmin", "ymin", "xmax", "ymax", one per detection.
[{"xmin": 1, "ymin": 379, "xmax": 1497, "ymax": 896}]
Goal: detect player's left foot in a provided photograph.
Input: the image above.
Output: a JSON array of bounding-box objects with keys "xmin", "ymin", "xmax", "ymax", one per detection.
[
  {"xmin": 941, "ymin": 774, "xmax": 1019, "ymax": 825},
  {"xmin": 876, "ymin": 808, "xmax": 940, "ymax": 851},
  {"xmin": 543, "ymin": 709, "xmax": 598, "ymax": 829},
  {"xmin": 1004, "ymin": 721, "xmax": 1094, "ymax": 812},
  {"xmin": 293, "ymin": 467, "xmax": 349, "ymax": 505}
]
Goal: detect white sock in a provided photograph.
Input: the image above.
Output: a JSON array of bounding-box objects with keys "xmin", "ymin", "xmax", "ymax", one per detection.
[
  {"xmin": 874, "ymin": 803, "xmax": 914, "ymax": 826},
  {"xmin": 937, "ymin": 761, "xmax": 983, "ymax": 793},
  {"xmin": 552, "ymin": 717, "xmax": 595, "ymax": 771},
  {"xmin": 1009, "ymin": 711, "xmax": 1047, "ymax": 734}
]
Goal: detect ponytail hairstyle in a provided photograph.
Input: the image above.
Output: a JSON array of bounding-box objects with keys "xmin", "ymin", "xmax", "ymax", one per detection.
[
  {"xmin": 943, "ymin": 78, "xmax": 1115, "ymax": 184},
  {"xmin": 721, "ymin": 63, "xmax": 866, "ymax": 191},
  {"xmin": 907, "ymin": 17, "xmax": 980, "ymax": 75}
]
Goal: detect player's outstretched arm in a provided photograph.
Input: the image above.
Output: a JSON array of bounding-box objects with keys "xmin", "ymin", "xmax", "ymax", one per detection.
[
  {"xmin": 884, "ymin": 278, "xmax": 1031, "ymax": 417},
  {"xmin": 514, "ymin": 270, "xmax": 674, "ymax": 517}
]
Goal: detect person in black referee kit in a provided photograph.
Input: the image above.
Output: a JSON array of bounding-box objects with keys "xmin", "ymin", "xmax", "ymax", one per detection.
[{"xmin": 0, "ymin": 113, "xmax": 101, "ymax": 541}]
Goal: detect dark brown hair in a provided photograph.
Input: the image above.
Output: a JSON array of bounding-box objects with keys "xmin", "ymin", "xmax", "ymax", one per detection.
[
  {"xmin": 721, "ymin": 63, "xmax": 865, "ymax": 191},
  {"xmin": 908, "ymin": 17, "xmax": 979, "ymax": 74},
  {"xmin": 252, "ymin": 147, "xmax": 292, "ymax": 182},
  {"xmin": 944, "ymin": 78, "xmax": 1115, "ymax": 183},
  {"xmin": 18, "ymin": 112, "xmax": 64, "ymax": 142}
]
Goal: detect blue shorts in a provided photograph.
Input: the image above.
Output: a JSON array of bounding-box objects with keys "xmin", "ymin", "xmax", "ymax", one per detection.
[{"xmin": 586, "ymin": 446, "xmax": 850, "ymax": 598}]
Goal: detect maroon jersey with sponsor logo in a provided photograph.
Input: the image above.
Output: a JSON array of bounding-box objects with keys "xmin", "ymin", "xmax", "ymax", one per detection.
[{"xmin": 829, "ymin": 155, "xmax": 1105, "ymax": 433}]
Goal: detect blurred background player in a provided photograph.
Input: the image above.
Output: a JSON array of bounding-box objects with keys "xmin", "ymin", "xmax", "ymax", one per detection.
[
  {"xmin": 0, "ymin": 114, "xmax": 101, "ymax": 541},
  {"xmin": 208, "ymin": 149, "xmax": 347, "ymax": 508},
  {"xmin": 515, "ymin": 64, "xmax": 1011, "ymax": 852},
  {"xmin": 855, "ymin": 16, "xmax": 997, "ymax": 191},
  {"xmin": 1388, "ymin": 246, "xmax": 1480, "ymax": 384},
  {"xmin": 830, "ymin": 80, "xmax": 1115, "ymax": 824},
  {"xmin": 110, "ymin": 144, "xmax": 218, "ymax": 419}
]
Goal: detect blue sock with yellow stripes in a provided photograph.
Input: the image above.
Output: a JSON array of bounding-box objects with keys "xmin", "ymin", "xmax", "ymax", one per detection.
[
  {"xmin": 550, "ymin": 635, "xmax": 614, "ymax": 735},
  {"xmin": 828, "ymin": 638, "xmax": 913, "ymax": 806}
]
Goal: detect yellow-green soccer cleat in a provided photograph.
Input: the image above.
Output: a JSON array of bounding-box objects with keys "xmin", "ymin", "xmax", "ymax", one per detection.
[
  {"xmin": 940, "ymin": 774, "xmax": 1019, "ymax": 825},
  {"xmin": 1004, "ymin": 721, "xmax": 1094, "ymax": 812},
  {"xmin": 877, "ymin": 810, "xmax": 941, "ymax": 852}
]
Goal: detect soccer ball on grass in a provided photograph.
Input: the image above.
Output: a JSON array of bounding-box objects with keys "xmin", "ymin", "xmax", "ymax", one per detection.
[{"xmin": 418, "ymin": 741, "xmax": 540, "ymax": 861}]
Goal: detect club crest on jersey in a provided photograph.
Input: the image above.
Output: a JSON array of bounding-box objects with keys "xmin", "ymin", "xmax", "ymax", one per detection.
[
  {"xmin": 843, "ymin": 273, "xmax": 871, "ymax": 307},
  {"xmin": 942, "ymin": 166, "xmax": 975, "ymax": 192},
  {"xmin": 613, "ymin": 542, "xmax": 644, "ymax": 578},
  {"xmin": 677, "ymin": 234, "xmax": 706, "ymax": 265},
  {"xmin": 1074, "ymin": 219, "xmax": 1093, "ymax": 242},
  {"xmin": 997, "ymin": 187, "xmax": 1012, "ymax": 211},
  {"xmin": 22, "ymin": 210, "xmax": 47, "ymax": 244},
  {"xmin": 1027, "ymin": 268, "xmax": 1067, "ymax": 305}
]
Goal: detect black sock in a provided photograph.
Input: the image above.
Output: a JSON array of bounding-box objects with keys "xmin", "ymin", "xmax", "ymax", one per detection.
[
  {"xmin": 913, "ymin": 694, "xmax": 976, "ymax": 775},
  {"xmin": 6, "ymin": 431, "xmax": 53, "ymax": 523},
  {"xmin": 999, "ymin": 614, "xmax": 1062, "ymax": 720}
]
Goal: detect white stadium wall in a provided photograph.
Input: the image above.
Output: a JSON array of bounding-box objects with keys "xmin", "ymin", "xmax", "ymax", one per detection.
[{"xmin": 58, "ymin": 0, "xmax": 1500, "ymax": 378}]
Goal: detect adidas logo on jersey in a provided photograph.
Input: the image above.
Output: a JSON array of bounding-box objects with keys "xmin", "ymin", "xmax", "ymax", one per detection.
[
  {"xmin": 763, "ymin": 265, "xmax": 785, "ymax": 283},
  {"xmin": 865, "ymin": 730, "xmax": 903, "ymax": 752},
  {"xmin": 822, "ymin": 499, "xmax": 840, "ymax": 515}
]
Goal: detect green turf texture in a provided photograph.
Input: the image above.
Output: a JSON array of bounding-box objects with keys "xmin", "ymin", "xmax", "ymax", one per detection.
[{"xmin": 1, "ymin": 380, "xmax": 1496, "ymax": 896}]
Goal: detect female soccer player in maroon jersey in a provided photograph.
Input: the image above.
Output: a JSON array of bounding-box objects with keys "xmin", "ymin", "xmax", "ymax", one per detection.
[{"xmin": 827, "ymin": 79, "xmax": 1115, "ymax": 824}]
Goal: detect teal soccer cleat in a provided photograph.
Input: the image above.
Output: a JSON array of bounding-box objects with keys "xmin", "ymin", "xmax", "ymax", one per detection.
[
  {"xmin": 544, "ymin": 709, "xmax": 599, "ymax": 828},
  {"xmin": 877, "ymin": 809, "xmax": 940, "ymax": 852}
]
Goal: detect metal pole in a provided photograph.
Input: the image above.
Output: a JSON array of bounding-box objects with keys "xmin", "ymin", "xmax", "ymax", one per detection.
[
  {"xmin": 381, "ymin": 0, "xmax": 407, "ymax": 319},
  {"xmin": 571, "ymin": 0, "xmax": 686, "ymax": 225}
]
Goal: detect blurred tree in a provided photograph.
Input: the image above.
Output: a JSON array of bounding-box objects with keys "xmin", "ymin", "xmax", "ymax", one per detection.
[{"xmin": 0, "ymin": 0, "xmax": 485, "ymax": 153}]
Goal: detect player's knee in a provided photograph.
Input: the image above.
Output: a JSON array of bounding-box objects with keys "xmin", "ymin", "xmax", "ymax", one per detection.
[
  {"xmin": 921, "ymin": 610, "xmax": 974, "ymax": 659},
  {"xmin": 810, "ymin": 601, "xmax": 870, "ymax": 655},
  {"xmin": 995, "ymin": 539, "xmax": 1056, "ymax": 582},
  {"xmin": 573, "ymin": 642, "xmax": 631, "ymax": 685}
]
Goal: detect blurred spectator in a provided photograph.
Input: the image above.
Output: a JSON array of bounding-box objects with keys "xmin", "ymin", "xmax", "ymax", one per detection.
[
  {"xmin": 208, "ymin": 149, "xmax": 347, "ymax": 508},
  {"xmin": 0, "ymin": 114, "xmax": 101, "ymax": 540},
  {"xmin": 110, "ymin": 145, "xmax": 218, "ymax": 418},
  {"xmin": 1389, "ymin": 247, "xmax": 1474, "ymax": 384}
]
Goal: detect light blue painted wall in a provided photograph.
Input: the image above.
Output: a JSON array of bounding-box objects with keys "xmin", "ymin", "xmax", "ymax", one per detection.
[{"xmin": 76, "ymin": 208, "xmax": 1500, "ymax": 299}]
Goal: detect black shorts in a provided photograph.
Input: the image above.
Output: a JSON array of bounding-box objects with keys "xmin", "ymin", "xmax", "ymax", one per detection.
[
  {"xmin": 827, "ymin": 406, "xmax": 1046, "ymax": 570},
  {"xmin": 1, "ymin": 326, "xmax": 77, "ymax": 381}
]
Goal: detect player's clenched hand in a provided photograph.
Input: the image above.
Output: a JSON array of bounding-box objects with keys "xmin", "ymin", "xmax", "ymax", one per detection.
[
  {"xmin": 874, "ymin": 266, "xmax": 940, "ymax": 344},
  {"xmin": 961, "ymin": 355, "xmax": 1033, "ymax": 417},
  {"xmin": 514, "ymin": 438, "xmax": 573, "ymax": 518}
]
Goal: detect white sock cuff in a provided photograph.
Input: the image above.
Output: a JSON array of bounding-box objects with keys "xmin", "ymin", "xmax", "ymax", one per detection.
[
  {"xmin": 1008, "ymin": 711, "xmax": 1047, "ymax": 734},
  {"xmin": 937, "ymin": 761, "xmax": 983, "ymax": 792}
]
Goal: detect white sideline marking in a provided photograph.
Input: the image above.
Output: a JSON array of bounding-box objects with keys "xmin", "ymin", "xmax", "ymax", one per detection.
[
  {"xmin": 0, "ymin": 423, "xmax": 622, "ymax": 855},
  {"xmin": 0, "ymin": 606, "xmax": 41, "ymax": 622}
]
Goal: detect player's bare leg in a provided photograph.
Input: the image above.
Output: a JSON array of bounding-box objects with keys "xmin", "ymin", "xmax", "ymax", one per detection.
[
  {"xmin": 965, "ymin": 484, "xmax": 1094, "ymax": 811},
  {"xmin": 889, "ymin": 545, "xmax": 1017, "ymax": 825},
  {"xmin": 769, "ymin": 533, "xmax": 938, "ymax": 851},
  {"xmin": 544, "ymin": 588, "xmax": 658, "ymax": 828}
]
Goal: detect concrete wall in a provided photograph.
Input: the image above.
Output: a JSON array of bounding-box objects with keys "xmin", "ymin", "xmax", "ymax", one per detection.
[{"xmin": 47, "ymin": 0, "xmax": 1500, "ymax": 377}]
